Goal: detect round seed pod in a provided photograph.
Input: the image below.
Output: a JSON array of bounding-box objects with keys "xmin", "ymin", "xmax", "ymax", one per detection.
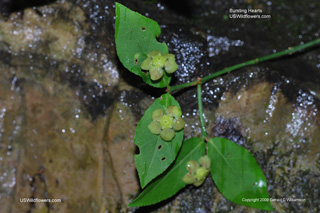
[
  {"xmin": 194, "ymin": 167, "xmax": 209, "ymax": 181},
  {"xmin": 141, "ymin": 56, "xmax": 152, "ymax": 70},
  {"xmin": 149, "ymin": 65, "xmax": 164, "ymax": 81},
  {"xmin": 160, "ymin": 129, "xmax": 175, "ymax": 141},
  {"xmin": 193, "ymin": 179, "xmax": 205, "ymax": 187},
  {"xmin": 199, "ymin": 155, "xmax": 210, "ymax": 169},
  {"xmin": 148, "ymin": 121, "xmax": 161, "ymax": 135},
  {"xmin": 182, "ymin": 173, "xmax": 197, "ymax": 184},
  {"xmin": 152, "ymin": 54, "xmax": 167, "ymax": 68},
  {"xmin": 166, "ymin": 105, "xmax": 182, "ymax": 118},
  {"xmin": 173, "ymin": 117, "xmax": 185, "ymax": 131},
  {"xmin": 159, "ymin": 114, "xmax": 173, "ymax": 129},
  {"xmin": 186, "ymin": 160, "xmax": 199, "ymax": 174},
  {"xmin": 164, "ymin": 58, "xmax": 178, "ymax": 74},
  {"xmin": 163, "ymin": 53, "xmax": 175, "ymax": 59},
  {"xmin": 152, "ymin": 109, "xmax": 164, "ymax": 121},
  {"xmin": 147, "ymin": 51, "xmax": 161, "ymax": 57}
]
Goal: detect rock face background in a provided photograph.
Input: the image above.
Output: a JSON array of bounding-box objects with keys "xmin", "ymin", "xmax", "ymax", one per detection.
[{"xmin": 0, "ymin": 0, "xmax": 319, "ymax": 212}]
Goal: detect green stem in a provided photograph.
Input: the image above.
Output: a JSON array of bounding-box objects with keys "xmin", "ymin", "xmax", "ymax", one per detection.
[
  {"xmin": 168, "ymin": 38, "xmax": 320, "ymax": 92},
  {"xmin": 197, "ymin": 84, "xmax": 208, "ymax": 138}
]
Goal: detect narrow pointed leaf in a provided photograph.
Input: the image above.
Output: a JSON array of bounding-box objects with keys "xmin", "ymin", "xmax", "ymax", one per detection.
[
  {"xmin": 129, "ymin": 137, "xmax": 205, "ymax": 207},
  {"xmin": 115, "ymin": 3, "xmax": 171, "ymax": 88},
  {"xmin": 134, "ymin": 94, "xmax": 184, "ymax": 188},
  {"xmin": 208, "ymin": 137, "xmax": 273, "ymax": 211}
]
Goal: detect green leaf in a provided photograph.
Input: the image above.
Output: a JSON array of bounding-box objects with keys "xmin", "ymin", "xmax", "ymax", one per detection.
[
  {"xmin": 115, "ymin": 3, "xmax": 170, "ymax": 88},
  {"xmin": 134, "ymin": 94, "xmax": 184, "ymax": 188},
  {"xmin": 208, "ymin": 137, "xmax": 273, "ymax": 211},
  {"xmin": 129, "ymin": 137, "xmax": 205, "ymax": 207}
]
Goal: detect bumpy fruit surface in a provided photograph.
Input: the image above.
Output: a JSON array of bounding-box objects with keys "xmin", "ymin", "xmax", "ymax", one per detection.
[
  {"xmin": 149, "ymin": 66, "xmax": 164, "ymax": 81},
  {"xmin": 152, "ymin": 54, "xmax": 167, "ymax": 68},
  {"xmin": 147, "ymin": 51, "xmax": 161, "ymax": 57},
  {"xmin": 199, "ymin": 155, "xmax": 210, "ymax": 169},
  {"xmin": 182, "ymin": 156, "xmax": 211, "ymax": 187},
  {"xmin": 186, "ymin": 160, "xmax": 199, "ymax": 174},
  {"xmin": 159, "ymin": 115, "xmax": 173, "ymax": 129},
  {"xmin": 141, "ymin": 57, "xmax": 152, "ymax": 70},
  {"xmin": 195, "ymin": 167, "xmax": 209, "ymax": 181},
  {"xmin": 140, "ymin": 51, "xmax": 179, "ymax": 81},
  {"xmin": 148, "ymin": 106, "xmax": 184, "ymax": 142},
  {"xmin": 173, "ymin": 117, "xmax": 185, "ymax": 131},
  {"xmin": 160, "ymin": 129, "xmax": 175, "ymax": 141},
  {"xmin": 182, "ymin": 173, "xmax": 196, "ymax": 184},
  {"xmin": 166, "ymin": 105, "xmax": 182, "ymax": 118},
  {"xmin": 152, "ymin": 109, "xmax": 164, "ymax": 121},
  {"xmin": 148, "ymin": 121, "xmax": 161, "ymax": 134},
  {"xmin": 165, "ymin": 58, "xmax": 178, "ymax": 73}
]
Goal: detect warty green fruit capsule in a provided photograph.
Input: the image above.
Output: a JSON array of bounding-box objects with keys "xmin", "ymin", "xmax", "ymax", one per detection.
[
  {"xmin": 186, "ymin": 160, "xmax": 199, "ymax": 174},
  {"xmin": 159, "ymin": 114, "xmax": 173, "ymax": 129},
  {"xmin": 193, "ymin": 179, "xmax": 205, "ymax": 187},
  {"xmin": 152, "ymin": 54, "xmax": 167, "ymax": 68},
  {"xmin": 160, "ymin": 129, "xmax": 175, "ymax": 141},
  {"xmin": 147, "ymin": 51, "xmax": 161, "ymax": 57},
  {"xmin": 165, "ymin": 58, "xmax": 178, "ymax": 74},
  {"xmin": 149, "ymin": 65, "xmax": 164, "ymax": 81},
  {"xmin": 166, "ymin": 105, "xmax": 182, "ymax": 118},
  {"xmin": 182, "ymin": 173, "xmax": 197, "ymax": 184},
  {"xmin": 173, "ymin": 117, "xmax": 185, "ymax": 131},
  {"xmin": 194, "ymin": 167, "xmax": 209, "ymax": 181},
  {"xmin": 163, "ymin": 53, "xmax": 175, "ymax": 59},
  {"xmin": 199, "ymin": 156, "xmax": 210, "ymax": 169},
  {"xmin": 152, "ymin": 109, "xmax": 164, "ymax": 121},
  {"xmin": 148, "ymin": 121, "xmax": 161, "ymax": 135},
  {"xmin": 141, "ymin": 56, "xmax": 152, "ymax": 70}
]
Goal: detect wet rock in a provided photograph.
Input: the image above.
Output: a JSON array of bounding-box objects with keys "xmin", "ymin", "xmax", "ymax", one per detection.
[
  {"xmin": 0, "ymin": 0, "xmax": 320, "ymax": 212},
  {"xmin": 0, "ymin": 0, "xmax": 135, "ymax": 212},
  {"xmin": 0, "ymin": 74, "xmax": 139, "ymax": 212},
  {"xmin": 0, "ymin": 1, "xmax": 119, "ymax": 119}
]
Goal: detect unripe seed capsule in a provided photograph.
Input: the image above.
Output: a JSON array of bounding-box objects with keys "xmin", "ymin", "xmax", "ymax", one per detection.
[
  {"xmin": 148, "ymin": 51, "xmax": 161, "ymax": 57},
  {"xmin": 141, "ymin": 57, "xmax": 152, "ymax": 70},
  {"xmin": 182, "ymin": 173, "xmax": 197, "ymax": 184},
  {"xmin": 199, "ymin": 156, "xmax": 210, "ymax": 169},
  {"xmin": 165, "ymin": 58, "xmax": 178, "ymax": 74},
  {"xmin": 159, "ymin": 115, "xmax": 173, "ymax": 129},
  {"xmin": 148, "ymin": 121, "xmax": 161, "ymax": 135},
  {"xmin": 186, "ymin": 160, "xmax": 199, "ymax": 174},
  {"xmin": 149, "ymin": 66, "xmax": 164, "ymax": 81},
  {"xmin": 163, "ymin": 53, "xmax": 175, "ymax": 59},
  {"xmin": 160, "ymin": 129, "xmax": 175, "ymax": 141},
  {"xmin": 152, "ymin": 109, "xmax": 164, "ymax": 121},
  {"xmin": 193, "ymin": 179, "xmax": 205, "ymax": 187},
  {"xmin": 173, "ymin": 117, "xmax": 185, "ymax": 131},
  {"xmin": 152, "ymin": 55, "xmax": 167, "ymax": 68},
  {"xmin": 194, "ymin": 167, "xmax": 209, "ymax": 181},
  {"xmin": 166, "ymin": 105, "xmax": 182, "ymax": 118}
]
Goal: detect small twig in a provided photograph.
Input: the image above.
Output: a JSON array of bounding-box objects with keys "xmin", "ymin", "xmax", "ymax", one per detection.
[{"xmin": 168, "ymin": 38, "xmax": 320, "ymax": 93}]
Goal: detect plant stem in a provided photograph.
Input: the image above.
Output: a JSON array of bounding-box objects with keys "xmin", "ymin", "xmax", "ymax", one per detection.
[
  {"xmin": 168, "ymin": 38, "xmax": 320, "ymax": 93},
  {"xmin": 197, "ymin": 84, "xmax": 208, "ymax": 138}
]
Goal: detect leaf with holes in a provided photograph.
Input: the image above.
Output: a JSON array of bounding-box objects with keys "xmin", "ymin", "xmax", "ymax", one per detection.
[
  {"xmin": 208, "ymin": 137, "xmax": 274, "ymax": 211},
  {"xmin": 129, "ymin": 137, "xmax": 205, "ymax": 207},
  {"xmin": 134, "ymin": 94, "xmax": 184, "ymax": 188},
  {"xmin": 115, "ymin": 3, "xmax": 170, "ymax": 88}
]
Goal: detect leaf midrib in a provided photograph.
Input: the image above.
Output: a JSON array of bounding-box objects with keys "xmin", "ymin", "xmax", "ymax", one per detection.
[
  {"xmin": 145, "ymin": 139, "xmax": 203, "ymax": 192},
  {"xmin": 208, "ymin": 139, "xmax": 238, "ymax": 175}
]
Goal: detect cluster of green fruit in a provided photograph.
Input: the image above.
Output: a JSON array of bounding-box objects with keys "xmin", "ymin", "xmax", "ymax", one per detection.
[
  {"xmin": 148, "ymin": 105, "xmax": 185, "ymax": 141},
  {"xmin": 182, "ymin": 156, "xmax": 210, "ymax": 186},
  {"xmin": 141, "ymin": 51, "xmax": 179, "ymax": 81}
]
